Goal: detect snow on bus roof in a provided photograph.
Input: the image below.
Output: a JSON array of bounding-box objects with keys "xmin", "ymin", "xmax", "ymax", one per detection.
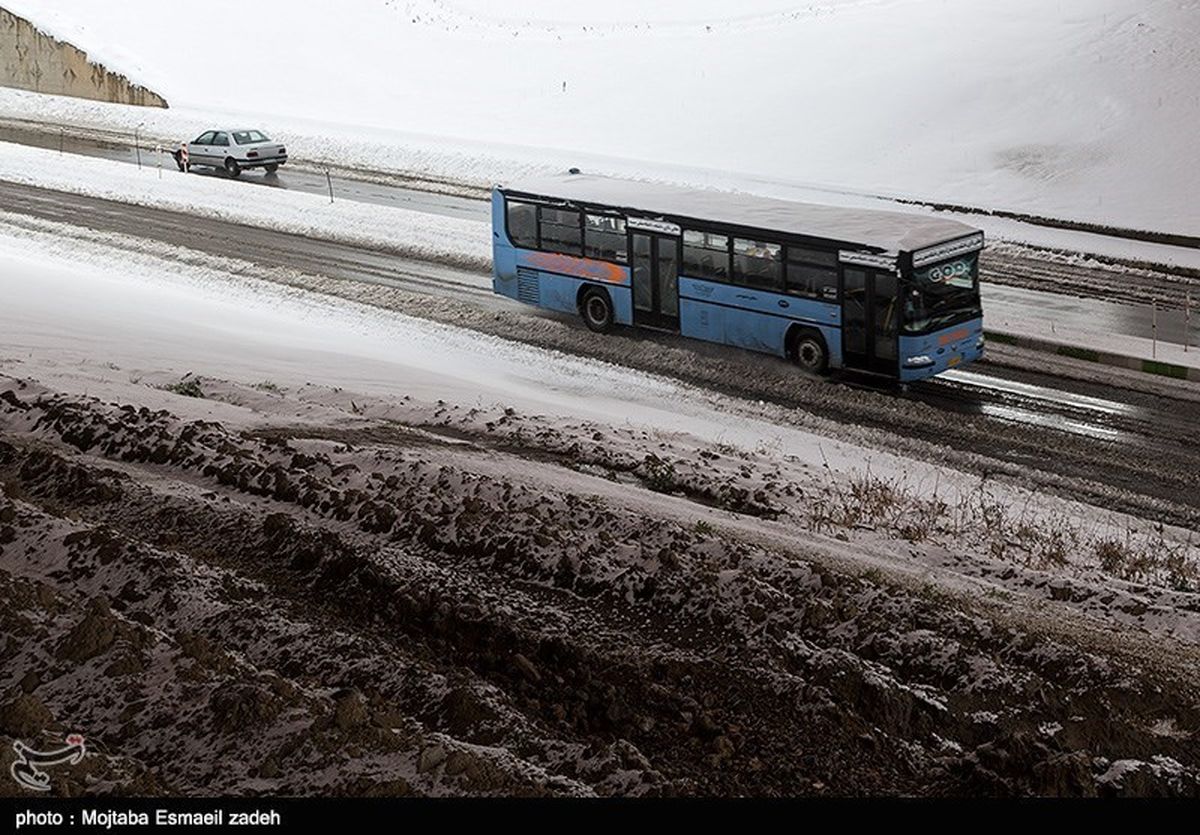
[{"xmin": 501, "ymin": 173, "xmax": 981, "ymax": 254}]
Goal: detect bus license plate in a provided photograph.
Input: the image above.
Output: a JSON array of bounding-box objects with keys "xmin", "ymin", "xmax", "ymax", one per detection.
[{"xmin": 948, "ymin": 355, "xmax": 961, "ymax": 367}]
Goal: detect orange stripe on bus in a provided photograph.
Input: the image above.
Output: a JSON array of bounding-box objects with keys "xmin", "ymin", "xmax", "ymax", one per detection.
[
  {"xmin": 938, "ymin": 328, "xmax": 969, "ymax": 346},
  {"xmin": 525, "ymin": 252, "xmax": 628, "ymax": 284}
]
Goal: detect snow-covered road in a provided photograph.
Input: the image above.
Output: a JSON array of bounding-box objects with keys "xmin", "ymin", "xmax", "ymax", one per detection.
[{"xmin": 0, "ymin": 219, "xmax": 887, "ymax": 473}]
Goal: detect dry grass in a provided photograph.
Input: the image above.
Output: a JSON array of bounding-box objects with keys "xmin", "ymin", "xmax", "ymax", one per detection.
[
  {"xmin": 1094, "ymin": 530, "xmax": 1199, "ymax": 592},
  {"xmin": 159, "ymin": 375, "xmax": 205, "ymax": 399},
  {"xmin": 805, "ymin": 461, "xmax": 1199, "ymax": 592},
  {"xmin": 640, "ymin": 454, "xmax": 680, "ymax": 494}
]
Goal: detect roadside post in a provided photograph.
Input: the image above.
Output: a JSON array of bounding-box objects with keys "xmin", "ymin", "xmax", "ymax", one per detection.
[
  {"xmin": 135, "ymin": 124, "xmax": 143, "ymax": 170},
  {"xmin": 326, "ymin": 170, "xmax": 334, "ymax": 204},
  {"xmin": 1187, "ymin": 291, "xmax": 1192, "ymax": 353},
  {"xmin": 156, "ymin": 145, "xmax": 162, "ymax": 179},
  {"xmin": 1152, "ymin": 300, "xmax": 1157, "ymax": 359}
]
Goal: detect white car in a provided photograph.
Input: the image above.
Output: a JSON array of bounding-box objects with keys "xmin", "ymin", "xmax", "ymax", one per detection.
[{"xmin": 174, "ymin": 129, "xmax": 288, "ymax": 178}]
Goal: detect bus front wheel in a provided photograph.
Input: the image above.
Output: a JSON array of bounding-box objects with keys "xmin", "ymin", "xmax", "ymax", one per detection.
[
  {"xmin": 790, "ymin": 330, "xmax": 828, "ymax": 375},
  {"xmin": 581, "ymin": 288, "xmax": 614, "ymax": 333}
]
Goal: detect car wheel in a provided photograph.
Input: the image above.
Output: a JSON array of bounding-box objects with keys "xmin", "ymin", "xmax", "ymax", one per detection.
[
  {"xmin": 581, "ymin": 288, "xmax": 614, "ymax": 333},
  {"xmin": 791, "ymin": 331, "xmax": 828, "ymax": 375},
  {"xmin": 224, "ymin": 157, "xmax": 241, "ymax": 178},
  {"xmin": 264, "ymin": 163, "xmax": 279, "ymax": 173}
]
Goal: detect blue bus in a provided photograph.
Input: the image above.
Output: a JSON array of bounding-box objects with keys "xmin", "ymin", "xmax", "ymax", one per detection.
[{"xmin": 491, "ymin": 173, "xmax": 984, "ymax": 382}]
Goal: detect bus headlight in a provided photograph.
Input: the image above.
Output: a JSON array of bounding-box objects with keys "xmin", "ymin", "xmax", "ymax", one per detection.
[
  {"xmin": 976, "ymin": 335, "xmax": 985, "ymax": 350},
  {"xmin": 904, "ymin": 355, "xmax": 935, "ymax": 368}
]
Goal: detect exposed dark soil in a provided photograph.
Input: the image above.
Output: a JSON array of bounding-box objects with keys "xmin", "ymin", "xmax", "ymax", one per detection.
[{"xmin": 2, "ymin": 375, "xmax": 1198, "ymax": 797}]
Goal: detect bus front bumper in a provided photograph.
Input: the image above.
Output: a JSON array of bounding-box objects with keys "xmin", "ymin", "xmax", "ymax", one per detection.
[{"xmin": 898, "ymin": 320, "xmax": 985, "ymax": 382}]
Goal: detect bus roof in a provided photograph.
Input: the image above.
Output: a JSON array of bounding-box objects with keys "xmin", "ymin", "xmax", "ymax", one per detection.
[{"xmin": 501, "ymin": 173, "xmax": 980, "ymax": 254}]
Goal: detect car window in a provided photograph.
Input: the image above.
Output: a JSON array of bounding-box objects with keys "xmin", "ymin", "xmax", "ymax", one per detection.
[
  {"xmin": 212, "ymin": 132, "xmax": 230, "ymax": 147},
  {"xmin": 233, "ymin": 130, "xmax": 270, "ymax": 144},
  {"xmin": 194, "ymin": 131, "xmax": 216, "ymax": 144}
]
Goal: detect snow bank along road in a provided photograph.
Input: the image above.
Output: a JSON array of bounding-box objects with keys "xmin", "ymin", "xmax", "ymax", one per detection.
[
  {"xmin": 2, "ymin": 221, "xmax": 1199, "ymax": 796},
  {"xmin": 5, "ymin": 118, "xmax": 1200, "ymax": 297},
  {"xmin": 8, "ymin": 112, "xmax": 1200, "ymax": 255}
]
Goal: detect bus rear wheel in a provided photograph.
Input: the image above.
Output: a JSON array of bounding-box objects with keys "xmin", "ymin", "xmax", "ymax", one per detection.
[
  {"xmin": 581, "ymin": 288, "xmax": 614, "ymax": 333},
  {"xmin": 791, "ymin": 331, "xmax": 828, "ymax": 375}
]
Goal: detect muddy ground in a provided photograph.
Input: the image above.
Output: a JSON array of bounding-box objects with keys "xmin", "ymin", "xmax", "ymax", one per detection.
[{"xmin": 2, "ymin": 369, "xmax": 1198, "ymax": 798}]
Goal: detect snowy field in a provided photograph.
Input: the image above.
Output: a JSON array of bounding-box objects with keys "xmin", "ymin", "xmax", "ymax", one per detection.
[{"xmin": 4, "ymin": 0, "xmax": 1198, "ymax": 237}]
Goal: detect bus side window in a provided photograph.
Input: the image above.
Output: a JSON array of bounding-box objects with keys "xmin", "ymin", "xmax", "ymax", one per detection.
[
  {"xmin": 785, "ymin": 246, "xmax": 839, "ymax": 300},
  {"xmin": 539, "ymin": 207, "xmax": 583, "ymax": 256},
  {"xmin": 584, "ymin": 214, "xmax": 628, "ymax": 263},
  {"xmin": 732, "ymin": 238, "xmax": 783, "ymax": 292},
  {"xmin": 683, "ymin": 230, "xmax": 730, "ymax": 282},
  {"xmin": 507, "ymin": 201, "xmax": 538, "ymax": 248}
]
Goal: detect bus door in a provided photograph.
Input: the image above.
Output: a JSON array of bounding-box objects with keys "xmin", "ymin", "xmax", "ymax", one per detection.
[
  {"xmin": 630, "ymin": 231, "xmax": 680, "ymax": 331},
  {"xmin": 842, "ymin": 268, "xmax": 899, "ymax": 375}
]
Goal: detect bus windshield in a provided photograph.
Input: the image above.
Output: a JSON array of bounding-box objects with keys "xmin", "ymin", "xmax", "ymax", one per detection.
[{"xmin": 903, "ymin": 252, "xmax": 981, "ymax": 333}]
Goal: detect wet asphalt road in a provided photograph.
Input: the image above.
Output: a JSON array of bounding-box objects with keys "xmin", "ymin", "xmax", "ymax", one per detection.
[
  {"xmin": 0, "ymin": 180, "xmax": 493, "ymax": 303},
  {"xmin": 0, "ymin": 178, "xmax": 1185, "ymax": 439},
  {"xmin": 0, "ymin": 175, "xmax": 1191, "ymax": 444}
]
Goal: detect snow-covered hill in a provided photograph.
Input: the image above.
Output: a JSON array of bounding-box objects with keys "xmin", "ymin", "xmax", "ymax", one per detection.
[{"xmin": 5, "ymin": 0, "xmax": 1198, "ymax": 234}]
